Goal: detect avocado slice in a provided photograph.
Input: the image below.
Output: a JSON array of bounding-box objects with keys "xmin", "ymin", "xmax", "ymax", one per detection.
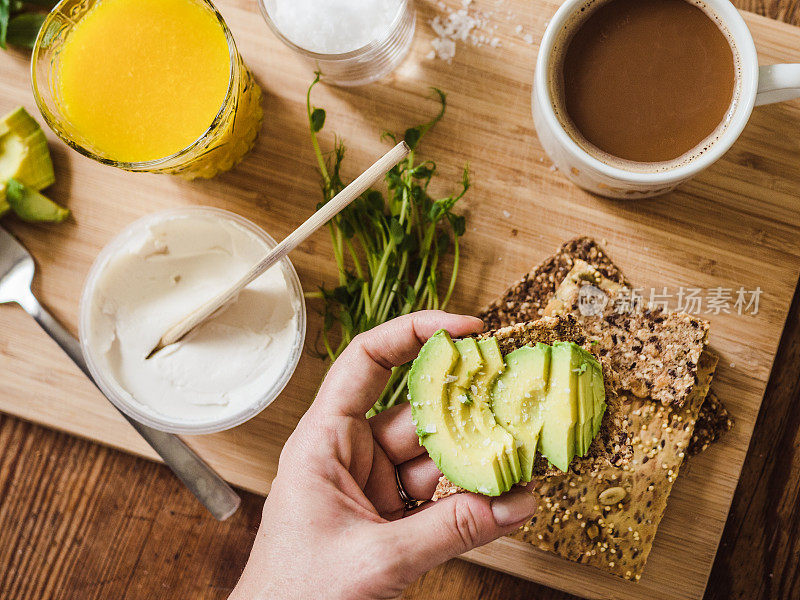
[
  {"xmin": 538, "ymin": 341, "xmax": 580, "ymax": 472},
  {"xmin": 448, "ymin": 337, "xmax": 519, "ymax": 494},
  {"xmin": 409, "ymin": 331, "xmax": 510, "ymax": 496},
  {"xmin": 577, "ymin": 364, "xmax": 590, "ymax": 457},
  {"xmin": 491, "ymin": 343, "xmax": 550, "ymax": 481},
  {"xmin": 474, "ymin": 338, "xmax": 522, "ymax": 484},
  {"xmin": 0, "ymin": 107, "xmax": 56, "ymax": 194},
  {"xmin": 453, "ymin": 338, "xmax": 484, "ymax": 390},
  {"xmin": 450, "ymin": 337, "xmax": 522, "ymax": 490},
  {"xmin": 591, "ymin": 365, "xmax": 607, "ymax": 439},
  {"xmin": 576, "ymin": 350, "xmax": 602, "ymax": 456},
  {"xmin": 5, "ymin": 179, "xmax": 69, "ymax": 223}
]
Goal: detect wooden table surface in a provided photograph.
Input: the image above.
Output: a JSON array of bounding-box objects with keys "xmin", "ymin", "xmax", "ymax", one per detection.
[{"xmin": 2, "ymin": 1, "xmax": 800, "ymax": 598}]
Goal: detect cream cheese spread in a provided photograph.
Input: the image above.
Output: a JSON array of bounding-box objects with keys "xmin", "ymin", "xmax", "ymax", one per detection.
[{"xmin": 84, "ymin": 212, "xmax": 302, "ymax": 427}]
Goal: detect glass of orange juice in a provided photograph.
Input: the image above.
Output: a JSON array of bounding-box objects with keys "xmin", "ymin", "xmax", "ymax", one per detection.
[{"xmin": 31, "ymin": 0, "xmax": 262, "ymax": 179}]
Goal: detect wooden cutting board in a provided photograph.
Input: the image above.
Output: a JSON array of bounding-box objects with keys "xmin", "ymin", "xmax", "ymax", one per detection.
[{"xmin": 1, "ymin": 1, "xmax": 799, "ymax": 598}]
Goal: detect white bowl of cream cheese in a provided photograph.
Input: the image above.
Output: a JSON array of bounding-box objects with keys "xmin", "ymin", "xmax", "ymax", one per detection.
[{"xmin": 79, "ymin": 207, "xmax": 306, "ymax": 434}]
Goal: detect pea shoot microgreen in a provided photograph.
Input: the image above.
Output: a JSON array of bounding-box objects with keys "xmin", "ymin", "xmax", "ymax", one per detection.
[{"xmin": 305, "ymin": 73, "xmax": 469, "ymax": 416}]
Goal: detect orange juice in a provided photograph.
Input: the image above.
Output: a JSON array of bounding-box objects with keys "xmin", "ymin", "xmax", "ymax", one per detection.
[{"xmin": 48, "ymin": 0, "xmax": 262, "ymax": 177}]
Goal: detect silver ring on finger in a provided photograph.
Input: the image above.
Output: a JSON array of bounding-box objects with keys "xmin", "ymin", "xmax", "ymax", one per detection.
[{"xmin": 395, "ymin": 465, "xmax": 419, "ymax": 512}]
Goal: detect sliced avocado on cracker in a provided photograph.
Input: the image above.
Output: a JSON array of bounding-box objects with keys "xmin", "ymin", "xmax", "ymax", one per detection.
[
  {"xmin": 409, "ymin": 330, "xmax": 522, "ymax": 496},
  {"xmin": 410, "ymin": 329, "xmax": 607, "ymax": 495}
]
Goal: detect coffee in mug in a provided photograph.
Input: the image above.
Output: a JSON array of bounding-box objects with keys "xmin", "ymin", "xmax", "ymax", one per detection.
[
  {"xmin": 551, "ymin": 0, "xmax": 738, "ymax": 168},
  {"xmin": 533, "ymin": 0, "xmax": 800, "ymax": 198}
]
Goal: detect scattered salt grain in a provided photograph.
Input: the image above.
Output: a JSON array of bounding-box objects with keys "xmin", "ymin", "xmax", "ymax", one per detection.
[
  {"xmin": 269, "ymin": 0, "xmax": 403, "ymax": 54},
  {"xmin": 427, "ymin": 0, "xmax": 539, "ymax": 61}
]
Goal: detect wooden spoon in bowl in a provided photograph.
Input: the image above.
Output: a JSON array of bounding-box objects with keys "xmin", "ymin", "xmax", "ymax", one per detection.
[{"xmin": 146, "ymin": 141, "xmax": 410, "ymax": 359}]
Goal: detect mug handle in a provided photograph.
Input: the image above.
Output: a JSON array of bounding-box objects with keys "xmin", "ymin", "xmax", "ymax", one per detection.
[{"xmin": 756, "ymin": 64, "xmax": 800, "ymax": 106}]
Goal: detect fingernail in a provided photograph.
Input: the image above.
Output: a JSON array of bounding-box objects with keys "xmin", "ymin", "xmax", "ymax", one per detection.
[{"xmin": 490, "ymin": 488, "xmax": 537, "ymax": 526}]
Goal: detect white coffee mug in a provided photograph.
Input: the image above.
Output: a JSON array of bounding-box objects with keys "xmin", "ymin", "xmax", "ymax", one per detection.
[{"xmin": 532, "ymin": 0, "xmax": 800, "ymax": 199}]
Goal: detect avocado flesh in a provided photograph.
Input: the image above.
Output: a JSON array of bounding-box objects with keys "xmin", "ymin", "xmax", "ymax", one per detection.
[
  {"xmin": 576, "ymin": 350, "xmax": 602, "ymax": 457},
  {"xmin": 454, "ymin": 338, "xmax": 522, "ymax": 489},
  {"xmin": 411, "ymin": 335, "xmax": 608, "ymax": 491},
  {"xmin": 5, "ymin": 179, "xmax": 69, "ymax": 223},
  {"xmin": 591, "ymin": 365, "xmax": 607, "ymax": 439},
  {"xmin": 0, "ymin": 107, "xmax": 56, "ymax": 193},
  {"xmin": 410, "ymin": 331, "xmax": 509, "ymax": 496},
  {"xmin": 491, "ymin": 343, "xmax": 550, "ymax": 481},
  {"xmin": 450, "ymin": 337, "xmax": 519, "ymax": 494},
  {"xmin": 475, "ymin": 338, "xmax": 522, "ymax": 483},
  {"xmin": 453, "ymin": 338, "xmax": 483, "ymax": 389},
  {"xmin": 538, "ymin": 341, "xmax": 581, "ymax": 472}
]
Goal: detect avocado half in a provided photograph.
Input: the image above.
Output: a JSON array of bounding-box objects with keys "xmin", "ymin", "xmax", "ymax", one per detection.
[{"xmin": 408, "ymin": 330, "xmax": 606, "ymax": 495}]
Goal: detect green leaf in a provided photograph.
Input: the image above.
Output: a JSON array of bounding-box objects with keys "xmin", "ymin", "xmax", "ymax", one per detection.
[
  {"xmin": 366, "ymin": 190, "xmax": 384, "ymax": 212},
  {"xmin": 0, "ymin": 0, "xmax": 10, "ymax": 49},
  {"xmin": 449, "ymin": 214, "xmax": 466, "ymax": 237},
  {"xmin": 339, "ymin": 310, "xmax": 353, "ymax": 332},
  {"xmin": 26, "ymin": 0, "xmax": 59, "ymax": 7},
  {"xmin": 389, "ymin": 217, "xmax": 405, "ymax": 244},
  {"xmin": 6, "ymin": 12, "xmax": 45, "ymax": 48},
  {"xmin": 461, "ymin": 164, "xmax": 471, "ymax": 190},
  {"xmin": 398, "ymin": 233, "xmax": 417, "ymax": 253},
  {"xmin": 403, "ymin": 127, "xmax": 421, "ymax": 150},
  {"xmin": 323, "ymin": 310, "xmax": 334, "ymax": 331},
  {"xmin": 332, "ymin": 285, "xmax": 351, "ymax": 305},
  {"xmin": 310, "ymin": 108, "xmax": 326, "ymax": 132},
  {"xmin": 346, "ymin": 277, "xmax": 363, "ymax": 295},
  {"xmin": 339, "ymin": 216, "xmax": 354, "ymax": 239},
  {"xmin": 404, "ymin": 285, "xmax": 417, "ymax": 306},
  {"xmin": 412, "ymin": 164, "xmax": 433, "ymax": 179},
  {"xmin": 428, "ymin": 201, "xmax": 444, "ymax": 221}
]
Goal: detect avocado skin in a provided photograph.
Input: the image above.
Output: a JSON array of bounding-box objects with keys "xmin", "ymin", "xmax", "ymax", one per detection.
[
  {"xmin": 576, "ymin": 347, "xmax": 603, "ymax": 457},
  {"xmin": 6, "ymin": 179, "xmax": 69, "ymax": 223}
]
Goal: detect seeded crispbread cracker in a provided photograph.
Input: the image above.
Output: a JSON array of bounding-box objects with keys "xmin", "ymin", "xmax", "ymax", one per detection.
[
  {"xmin": 479, "ymin": 236, "xmax": 728, "ymax": 441},
  {"xmin": 432, "ymin": 351, "xmax": 718, "ymax": 580},
  {"xmin": 474, "ymin": 315, "xmax": 632, "ymax": 478},
  {"xmin": 689, "ymin": 391, "xmax": 733, "ymax": 456},
  {"xmin": 481, "ymin": 237, "xmax": 627, "ymax": 329},
  {"xmin": 432, "ymin": 237, "xmax": 727, "ymax": 580},
  {"xmin": 505, "ymin": 350, "xmax": 718, "ymax": 580},
  {"xmin": 542, "ymin": 259, "xmax": 709, "ymax": 408}
]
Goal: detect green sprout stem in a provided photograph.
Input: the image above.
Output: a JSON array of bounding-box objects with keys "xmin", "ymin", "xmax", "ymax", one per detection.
[{"xmin": 305, "ymin": 74, "xmax": 468, "ymax": 415}]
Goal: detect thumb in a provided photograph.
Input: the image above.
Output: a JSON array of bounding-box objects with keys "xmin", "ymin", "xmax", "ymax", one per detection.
[{"xmin": 386, "ymin": 488, "xmax": 537, "ymax": 579}]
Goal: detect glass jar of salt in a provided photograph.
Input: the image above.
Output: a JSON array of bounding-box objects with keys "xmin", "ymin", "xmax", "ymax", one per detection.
[{"xmin": 258, "ymin": 0, "xmax": 415, "ymax": 86}]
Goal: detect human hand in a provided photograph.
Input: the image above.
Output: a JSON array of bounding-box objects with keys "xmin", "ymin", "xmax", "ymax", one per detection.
[{"xmin": 230, "ymin": 311, "xmax": 537, "ymax": 600}]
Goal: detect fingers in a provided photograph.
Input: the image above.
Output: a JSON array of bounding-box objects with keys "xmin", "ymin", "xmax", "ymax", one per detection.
[
  {"xmin": 382, "ymin": 489, "xmax": 537, "ymax": 580},
  {"xmin": 315, "ymin": 311, "xmax": 485, "ymax": 418},
  {"xmin": 364, "ymin": 451, "xmax": 442, "ymax": 520},
  {"xmin": 369, "ymin": 403, "xmax": 424, "ymax": 465},
  {"xmin": 396, "ymin": 455, "xmax": 441, "ymax": 503}
]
